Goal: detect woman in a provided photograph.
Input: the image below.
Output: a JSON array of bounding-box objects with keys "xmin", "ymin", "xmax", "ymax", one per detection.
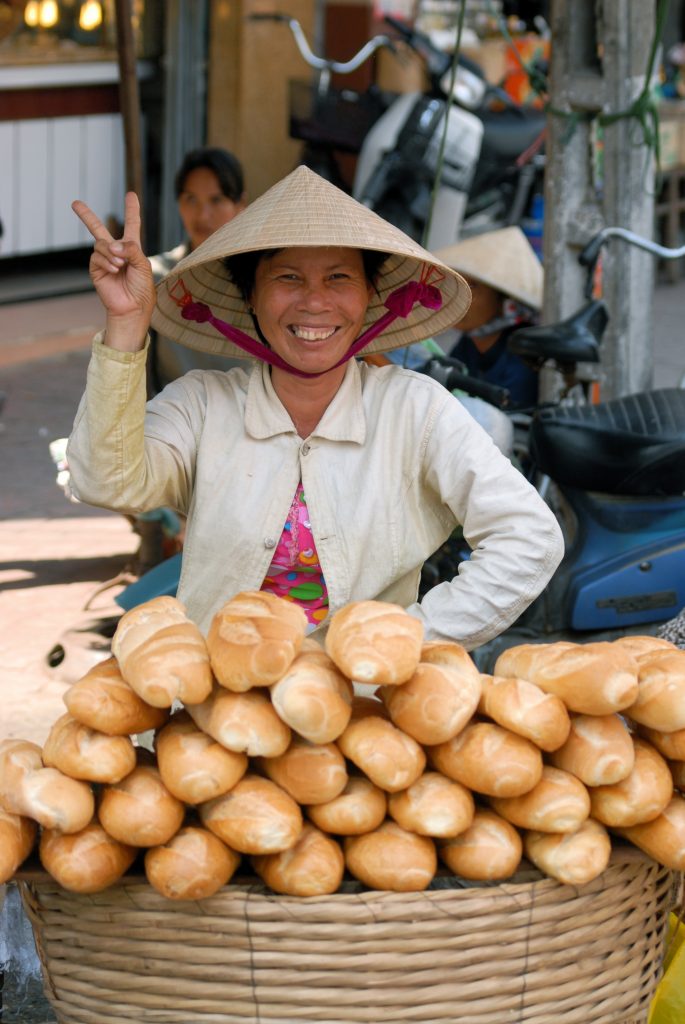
[
  {"xmin": 149, "ymin": 146, "xmax": 248, "ymax": 393},
  {"xmin": 434, "ymin": 226, "xmax": 543, "ymax": 410},
  {"xmin": 66, "ymin": 166, "xmax": 563, "ymax": 648}
]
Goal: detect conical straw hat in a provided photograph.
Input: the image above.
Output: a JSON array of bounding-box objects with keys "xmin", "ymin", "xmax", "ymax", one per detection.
[
  {"xmin": 433, "ymin": 226, "xmax": 543, "ymax": 311},
  {"xmin": 152, "ymin": 166, "xmax": 472, "ymax": 358}
]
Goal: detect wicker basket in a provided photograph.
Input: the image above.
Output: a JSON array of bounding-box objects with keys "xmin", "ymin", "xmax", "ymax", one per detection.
[{"xmin": 19, "ymin": 848, "xmax": 676, "ymax": 1024}]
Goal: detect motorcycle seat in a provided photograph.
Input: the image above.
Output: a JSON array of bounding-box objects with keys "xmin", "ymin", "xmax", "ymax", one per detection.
[
  {"xmin": 478, "ymin": 108, "xmax": 546, "ymax": 161},
  {"xmin": 508, "ymin": 300, "xmax": 607, "ymax": 367},
  {"xmin": 530, "ymin": 388, "xmax": 685, "ymax": 496}
]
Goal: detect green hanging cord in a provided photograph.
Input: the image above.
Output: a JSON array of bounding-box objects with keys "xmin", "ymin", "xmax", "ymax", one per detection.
[{"xmin": 421, "ymin": 0, "xmax": 467, "ymax": 249}]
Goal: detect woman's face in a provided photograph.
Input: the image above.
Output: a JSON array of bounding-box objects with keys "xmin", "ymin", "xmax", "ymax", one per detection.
[
  {"xmin": 250, "ymin": 247, "xmax": 373, "ymax": 375},
  {"xmin": 178, "ymin": 167, "xmax": 246, "ymax": 251},
  {"xmin": 454, "ymin": 275, "xmax": 503, "ymax": 333}
]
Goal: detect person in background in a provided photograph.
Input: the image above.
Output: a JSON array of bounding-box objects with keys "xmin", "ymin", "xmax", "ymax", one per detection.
[
  {"xmin": 434, "ymin": 225, "xmax": 543, "ymax": 410},
  {"xmin": 148, "ymin": 146, "xmax": 249, "ymax": 393}
]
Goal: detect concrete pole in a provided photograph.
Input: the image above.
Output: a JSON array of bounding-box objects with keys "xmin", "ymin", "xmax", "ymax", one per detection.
[{"xmin": 543, "ymin": 0, "xmax": 657, "ymax": 399}]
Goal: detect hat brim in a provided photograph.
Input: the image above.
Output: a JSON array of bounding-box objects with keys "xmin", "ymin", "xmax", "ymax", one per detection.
[
  {"xmin": 151, "ymin": 167, "xmax": 472, "ymax": 359},
  {"xmin": 433, "ymin": 226, "xmax": 543, "ymax": 312}
]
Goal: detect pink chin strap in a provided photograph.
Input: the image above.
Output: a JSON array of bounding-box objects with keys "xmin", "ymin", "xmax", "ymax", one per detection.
[{"xmin": 167, "ymin": 266, "xmax": 444, "ymax": 379}]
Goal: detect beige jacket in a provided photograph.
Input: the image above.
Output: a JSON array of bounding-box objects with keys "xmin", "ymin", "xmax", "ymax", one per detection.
[{"xmin": 67, "ymin": 336, "xmax": 564, "ymax": 646}]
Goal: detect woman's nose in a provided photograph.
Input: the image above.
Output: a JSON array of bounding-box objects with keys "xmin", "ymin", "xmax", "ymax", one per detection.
[{"xmin": 298, "ymin": 281, "xmax": 330, "ymax": 310}]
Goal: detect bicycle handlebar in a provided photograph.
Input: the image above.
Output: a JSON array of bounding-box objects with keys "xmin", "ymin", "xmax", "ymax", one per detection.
[
  {"xmin": 579, "ymin": 227, "xmax": 685, "ymax": 267},
  {"xmin": 248, "ymin": 12, "xmax": 395, "ymax": 74}
]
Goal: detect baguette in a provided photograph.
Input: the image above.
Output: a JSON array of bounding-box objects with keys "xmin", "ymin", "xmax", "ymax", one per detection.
[
  {"xmin": 64, "ymin": 656, "xmax": 169, "ymax": 736},
  {"xmin": 0, "ymin": 739, "xmax": 94, "ymax": 834},
  {"xmin": 259, "ymin": 737, "xmax": 348, "ymax": 805},
  {"xmin": 549, "ymin": 713, "xmax": 635, "ymax": 787},
  {"xmin": 155, "ymin": 712, "xmax": 247, "ymax": 804},
  {"xmin": 253, "ymin": 823, "xmax": 344, "ymax": 896},
  {"xmin": 428, "ymin": 721, "xmax": 543, "ymax": 798},
  {"xmin": 200, "ymin": 774, "xmax": 303, "ymax": 855},
  {"xmin": 589, "ymin": 738, "xmax": 673, "ymax": 827},
  {"xmin": 325, "ymin": 601, "xmax": 423, "ymax": 685},
  {"xmin": 523, "ymin": 819, "xmax": 612, "ymax": 885},
  {"xmin": 0, "ymin": 806, "xmax": 37, "ymax": 884},
  {"xmin": 144, "ymin": 826, "xmax": 240, "ymax": 900},
  {"xmin": 490, "ymin": 766, "xmax": 590, "ymax": 834},
  {"xmin": 305, "ymin": 775, "xmax": 387, "ymax": 835},
  {"xmin": 344, "ymin": 821, "xmax": 437, "ymax": 891},
  {"xmin": 615, "ymin": 795, "xmax": 685, "ymax": 870},
  {"xmin": 478, "ymin": 674, "xmax": 571, "ymax": 752},
  {"xmin": 42, "ymin": 713, "xmax": 136, "ymax": 784},
  {"xmin": 98, "ymin": 764, "xmax": 185, "ymax": 847},
  {"xmin": 186, "ymin": 685, "xmax": 291, "ymax": 758},
  {"xmin": 387, "ymin": 771, "xmax": 474, "ymax": 838},
  {"xmin": 438, "ymin": 808, "xmax": 522, "ymax": 881},
  {"xmin": 336, "ymin": 699, "xmax": 426, "ymax": 792},
  {"xmin": 39, "ymin": 822, "xmax": 136, "ymax": 893},
  {"xmin": 625, "ymin": 649, "xmax": 685, "ymax": 732},
  {"xmin": 379, "ymin": 659, "xmax": 481, "ymax": 745},
  {"xmin": 270, "ymin": 649, "xmax": 352, "ymax": 744}
]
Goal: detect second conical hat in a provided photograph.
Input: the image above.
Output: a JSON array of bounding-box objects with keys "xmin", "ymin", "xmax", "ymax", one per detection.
[{"xmin": 433, "ymin": 226, "xmax": 543, "ymax": 311}]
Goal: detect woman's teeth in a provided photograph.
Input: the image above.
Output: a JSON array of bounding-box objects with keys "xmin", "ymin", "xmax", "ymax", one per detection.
[{"xmin": 291, "ymin": 326, "xmax": 337, "ymax": 341}]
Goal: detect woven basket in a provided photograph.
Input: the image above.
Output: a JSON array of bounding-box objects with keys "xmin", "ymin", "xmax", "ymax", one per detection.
[{"xmin": 19, "ymin": 848, "xmax": 676, "ymax": 1024}]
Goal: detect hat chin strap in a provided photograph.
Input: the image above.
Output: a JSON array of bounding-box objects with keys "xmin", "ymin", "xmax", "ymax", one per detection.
[{"xmin": 169, "ymin": 274, "xmax": 444, "ymax": 379}]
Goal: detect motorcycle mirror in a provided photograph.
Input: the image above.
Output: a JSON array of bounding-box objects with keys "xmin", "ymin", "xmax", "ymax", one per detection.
[{"xmin": 440, "ymin": 65, "xmax": 487, "ymax": 110}]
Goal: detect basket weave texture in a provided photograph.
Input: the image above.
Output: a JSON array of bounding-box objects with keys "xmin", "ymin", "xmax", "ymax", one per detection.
[{"xmin": 20, "ymin": 848, "xmax": 675, "ymax": 1024}]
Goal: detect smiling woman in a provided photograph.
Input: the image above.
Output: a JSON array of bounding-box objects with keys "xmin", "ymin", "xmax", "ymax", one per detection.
[{"xmin": 65, "ymin": 165, "xmax": 563, "ymax": 647}]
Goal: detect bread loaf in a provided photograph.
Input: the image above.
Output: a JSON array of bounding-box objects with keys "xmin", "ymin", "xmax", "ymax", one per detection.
[
  {"xmin": 305, "ymin": 775, "xmax": 387, "ymax": 835},
  {"xmin": 42, "ymin": 713, "xmax": 136, "ymax": 784},
  {"xmin": 155, "ymin": 712, "xmax": 247, "ymax": 804},
  {"xmin": 438, "ymin": 808, "xmax": 522, "ymax": 881},
  {"xmin": 337, "ymin": 698, "xmax": 426, "ymax": 792},
  {"xmin": 344, "ymin": 821, "xmax": 437, "ymax": 891},
  {"xmin": 478, "ymin": 674, "xmax": 571, "ymax": 752},
  {"xmin": 523, "ymin": 819, "xmax": 612, "ymax": 884},
  {"xmin": 270, "ymin": 649, "xmax": 353, "ymax": 744},
  {"xmin": 111, "ymin": 595, "xmax": 213, "ymax": 707},
  {"xmin": 388, "ymin": 772, "xmax": 474, "ymax": 838},
  {"xmin": 207, "ymin": 591, "xmax": 307, "ymax": 691},
  {"xmin": 39, "ymin": 821, "xmax": 136, "ymax": 892},
  {"xmin": 589, "ymin": 738, "xmax": 673, "ymax": 827},
  {"xmin": 625, "ymin": 649, "xmax": 685, "ymax": 732},
  {"xmin": 670, "ymin": 760, "xmax": 685, "ymax": 792},
  {"xmin": 98, "ymin": 764, "xmax": 185, "ymax": 847},
  {"xmin": 490, "ymin": 766, "xmax": 590, "ymax": 833},
  {"xmin": 200, "ymin": 774, "xmax": 303, "ymax": 855},
  {"xmin": 428, "ymin": 721, "xmax": 543, "ymax": 797},
  {"xmin": 549, "ymin": 713, "xmax": 635, "ymax": 787},
  {"xmin": 615, "ymin": 795, "xmax": 685, "ymax": 870},
  {"xmin": 186, "ymin": 685, "xmax": 291, "ymax": 758},
  {"xmin": 0, "ymin": 806, "xmax": 37, "ymax": 884},
  {"xmin": 379, "ymin": 659, "xmax": 481, "ymax": 745},
  {"xmin": 64, "ymin": 656, "xmax": 169, "ymax": 735},
  {"xmin": 325, "ymin": 601, "xmax": 423, "ymax": 685},
  {"xmin": 253, "ymin": 823, "xmax": 344, "ymax": 896},
  {"xmin": 0, "ymin": 739, "xmax": 94, "ymax": 833},
  {"xmin": 259, "ymin": 737, "xmax": 348, "ymax": 805},
  {"xmin": 144, "ymin": 826, "xmax": 240, "ymax": 900},
  {"xmin": 494, "ymin": 642, "xmax": 639, "ymax": 715},
  {"xmin": 637, "ymin": 724, "xmax": 685, "ymax": 761},
  {"xmin": 611, "ymin": 635, "xmax": 676, "ymax": 658}
]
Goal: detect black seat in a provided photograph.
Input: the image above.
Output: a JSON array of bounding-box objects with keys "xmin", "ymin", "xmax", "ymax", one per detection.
[
  {"xmin": 508, "ymin": 300, "xmax": 607, "ymax": 367},
  {"xmin": 477, "ymin": 108, "xmax": 546, "ymax": 161},
  {"xmin": 530, "ymin": 388, "xmax": 685, "ymax": 496}
]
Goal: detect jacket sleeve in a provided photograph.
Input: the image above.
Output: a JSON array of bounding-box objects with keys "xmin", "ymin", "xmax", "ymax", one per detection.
[
  {"xmin": 405, "ymin": 390, "xmax": 565, "ymax": 649},
  {"xmin": 66, "ymin": 334, "xmax": 201, "ymax": 515}
]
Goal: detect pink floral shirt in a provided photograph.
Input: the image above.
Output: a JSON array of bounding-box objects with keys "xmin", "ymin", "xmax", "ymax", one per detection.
[{"xmin": 261, "ymin": 482, "xmax": 329, "ymax": 629}]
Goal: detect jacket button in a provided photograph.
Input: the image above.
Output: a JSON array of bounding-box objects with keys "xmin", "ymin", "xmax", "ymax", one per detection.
[
  {"xmin": 301, "ymin": 442, "xmax": 311, "ymax": 455},
  {"xmin": 264, "ymin": 537, "xmax": 276, "ymax": 549}
]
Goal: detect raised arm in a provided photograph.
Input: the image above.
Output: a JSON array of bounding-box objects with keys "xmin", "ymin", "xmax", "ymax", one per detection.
[{"xmin": 71, "ymin": 192, "xmax": 156, "ymax": 352}]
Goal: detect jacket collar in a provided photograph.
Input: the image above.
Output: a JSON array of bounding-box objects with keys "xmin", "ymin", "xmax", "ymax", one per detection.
[{"xmin": 244, "ymin": 359, "xmax": 367, "ymax": 443}]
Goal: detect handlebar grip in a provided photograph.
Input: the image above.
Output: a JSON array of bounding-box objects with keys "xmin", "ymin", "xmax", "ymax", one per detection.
[
  {"xmin": 578, "ymin": 235, "xmax": 605, "ymax": 267},
  {"xmin": 445, "ymin": 370, "xmax": 511, "ymax": 409}
]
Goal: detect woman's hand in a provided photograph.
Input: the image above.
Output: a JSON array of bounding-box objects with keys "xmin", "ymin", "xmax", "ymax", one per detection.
[{"xmin": 72, "ymin": 192, "xmax": 156, "ymax": 351}]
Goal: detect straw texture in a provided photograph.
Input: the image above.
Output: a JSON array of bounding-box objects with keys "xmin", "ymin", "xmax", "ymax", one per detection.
[
  {"xmin": 433, "ymin": 226, "xmax": 544, "ymax": 310},
  {"xmin": 20, "ymin": 848, "xmax": 675, "ymax": 1024},
  {"xmin": 151, "ymin": 166, "xmax": 472, "ymax": 358}
]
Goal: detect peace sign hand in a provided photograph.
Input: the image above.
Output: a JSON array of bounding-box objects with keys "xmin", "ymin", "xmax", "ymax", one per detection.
[{"xmin": 72, "ymin": 192, "xmax": 156, "ymax": 349}]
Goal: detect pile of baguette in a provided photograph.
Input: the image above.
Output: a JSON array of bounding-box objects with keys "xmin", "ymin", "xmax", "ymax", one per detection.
[{"xmin": 2, "ymin": 591, "xmax": 685, "ymax": 900}]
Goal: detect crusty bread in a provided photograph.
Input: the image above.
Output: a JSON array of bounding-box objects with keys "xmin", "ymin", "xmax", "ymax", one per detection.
[
  {"xmin": 478, "ymin": 674, "xmax": 571, "ymax": 752},
  {"xmin": 437, "ymin": 809, "xmax": 522, "ymax": 881},
  {"xmin": 337, "ymin": 699, "xmax": 426, "ymax": 792},
  {"xmin": 670, "ymin": 760, "xmax": 685, "ymax": 792},
  {"xmin": 0, "ymin": 738, "xmax": 94, "ymax": 834},
  {"xmin": 490, "ymin": 766, "xmax": 590, "ymax": 834},
  {"xmin": 270, "ymin": 649, "xmax": 353, "ymax": 744},
  {"xmin": 305, "ymin": 776, "xmax": 387, "ymax": 835},
  {"xmin": 112, "ymin": 596, "xmax": 213, "ymax": 707},
  {"xmin": 0, "ymin": 806, "xmax": 37, "ymax": 884},
  {"xmin": 39, "ymin": 821, "xmax": 136, "ymax": 893},
  {"xmin": 42, "ymin": 713, "xmax": 136, "ymax": 784},
  {"xmin": 611, "ymin": 635, "xmax": 676, "ymax": 658},
  {"xmin": 625, "ymin": 649, "xmax": 685, "ymax": 732},
  {"xmin": 155, "ymin": 712, "xmax": 247, "ymax": 804},
  {"xmin": 207, "ymin": 591, "xmax": 307, "ymax": 692},
  {"xmin": 259, "ymin": 737, "xmax": 348, "ymax": 805},
  {"xmin": 200, "ymin": 774, "xmax": 303, "ymax": 855},
  {"xmin": 636, "ymin": 724, "xmax": 685, "ymax": 761},
  {"xmin": 589, "ymin": 737, "xmax": 673, "ymax": 827},
  {"xmin": 523, "ymin": 819, "xmax": 612, "ymax": 885},
  {"xmin": 379, "ymin": 660, "xmax": 481, "ymax": 746},
  {"xmin": 344, "ymin": 821, "xmax": 437, "ymax": 891},
  {"xmin": 493, "ymin": 642, "xmax": 639, "ymax": 715},
  {"xmin": 144, "ymin": 826, "xmax": 240, "ymax": 900},
  {"xmin": 253, "ymin": 823, "xmax": 344, "ymax": 897},
  {"xmin": 64, "ymin": 657, "xmax": 169, "ymax": 736},
  {"xmin": 98, "ymin": 764, "xmax": 185, "ymax": 847},
  {"xmin": 388, "ymin": 771, "xmax": 474, "ymax": 838},
  {"xmin": 186, "ymin": 685, "xmax": 291, "ymax": 758},
  {"xmin": 615, "ymin": 795, "xmax": 685, "ymax": 870},
  {"xmin": 549, "ymin": 713, "xmax": 635, "ymax": 787},
  {"xmin": 325, "ymin": 601, "xmax": 423, "ymax": 685},
  {"xmin": 428, "ymin": 721, "xmax": 543, "ymax": 798}
]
